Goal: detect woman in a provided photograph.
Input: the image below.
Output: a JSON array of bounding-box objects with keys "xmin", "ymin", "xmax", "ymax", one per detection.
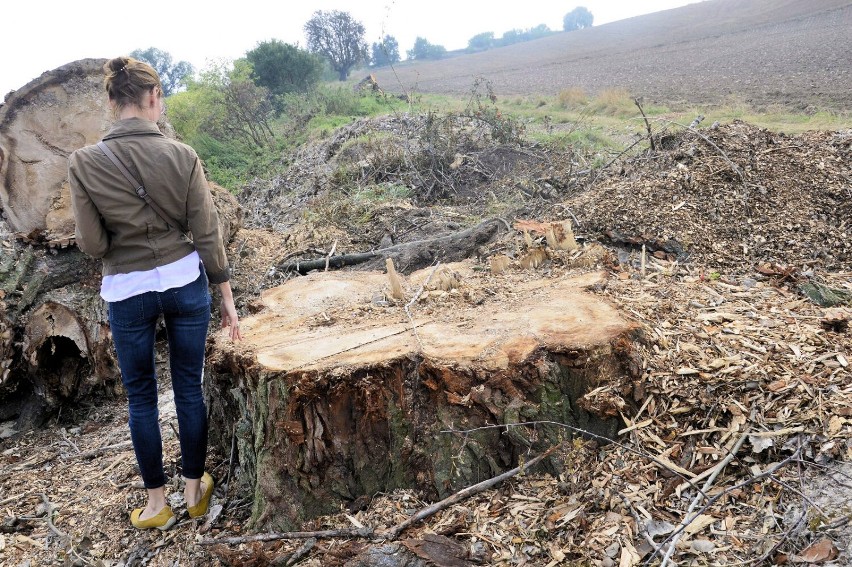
[{"xmin": 68, "ymin": 57, "xmax": 241, "ymax": 531}]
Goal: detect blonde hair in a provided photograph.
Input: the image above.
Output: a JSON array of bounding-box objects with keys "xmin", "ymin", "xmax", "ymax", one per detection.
[{"xmin": 103, "ymin": 56, "xmax": 162, "ymax": 111}]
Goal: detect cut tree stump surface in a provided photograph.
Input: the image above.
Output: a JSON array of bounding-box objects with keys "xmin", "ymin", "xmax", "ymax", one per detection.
[{"xmin": 240, "ymin": 267, "xmax": 632, "ymax": 373}]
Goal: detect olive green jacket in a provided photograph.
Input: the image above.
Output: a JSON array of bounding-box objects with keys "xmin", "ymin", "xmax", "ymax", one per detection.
[{"xmin": 68, "ymin": 118, "xmax": 230, "ymax": 284}]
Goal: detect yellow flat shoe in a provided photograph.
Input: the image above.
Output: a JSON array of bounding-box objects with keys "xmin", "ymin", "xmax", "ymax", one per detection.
[
  {"xmin": 187, "ymin": 472, "xmax": 214, "ymax": 518},
  {"xmin": 130, "ymin": 506, "xmax": 176, "ymax": 531}
]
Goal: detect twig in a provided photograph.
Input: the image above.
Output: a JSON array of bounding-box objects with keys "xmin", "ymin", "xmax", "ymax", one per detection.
[
  {"xmin": 633, "ymin": 98, "xmax": 656, "ymax": 151},
  {"xmin": 731, "ymin": 512, "xmax": 807, "ymax": 566},
  {"xmin": 64, "ymin": 440, "xmax": 133, "ymax": 461},
  {"xmin": 60, "ymin": 428, "xmax": 80, "ymax": 454},
  {"xmin": 619, "ymin": 493, "xmax": 660, "ymax": 553},
  {"xmin": 0, "ymin": 492, "xmax": 33, "ymax": 507},
  {"xmin": 381, "ymin": 441, "xmax": 565, "ymax": 540},
  {"xmin": 589, "ymin": 135, "xmax": 649, "ymax": 186},
  {"xmin": 198, "ymin": 527, "xmax": 373, "ymax": 546},
  {"xmin": 658, "ymin": 426, "xmax": 750, "ymax": 567},
  {"xmin": 270, "ymin": 537, "xmax": 317, "ymax": 567},
  {"xmin": 40, "ymin": 493, "xmax": 67, "ymax": 539}
]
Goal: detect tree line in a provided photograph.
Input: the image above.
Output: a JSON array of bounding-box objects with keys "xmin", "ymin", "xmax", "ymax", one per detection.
[
  {"xmin": 136, "ymin": 6, "xmax": 595, "ymax": 95},
  {"xmin": 127, "ymin": 6, "xmax": 593, "ymax": 187}
]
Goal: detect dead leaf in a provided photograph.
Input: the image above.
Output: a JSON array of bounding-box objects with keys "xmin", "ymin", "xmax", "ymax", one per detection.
[
  {"xmin": 402, "ymin": 534, "xmax": 473, "ymax": 567},
  {"xmin": 645, "ymin": 519, "xmax": 676, "ymax": 539},
  {"xmin": 790, "ymin": 538, "xmax": 839, "ymax": 563},
  {"xmin": 691, "ymin": 539, "xmax": 716, "ymax": 553},
  {"xmin": 749, "ymin": 435, "xmax": 775, "ymax": 453},
  {"xmin": 619, "ymin": 541, "xmax": 641, "ymax": 567}
]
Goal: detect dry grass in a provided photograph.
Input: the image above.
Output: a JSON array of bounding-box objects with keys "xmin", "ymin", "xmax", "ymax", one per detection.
[
  {"xmin": 589, "ymin": 88, "xmax": 636, "ymax": 117},
  {"xmin": 556, "ymin": 87, "xmax": 589, "ymax": 109}
]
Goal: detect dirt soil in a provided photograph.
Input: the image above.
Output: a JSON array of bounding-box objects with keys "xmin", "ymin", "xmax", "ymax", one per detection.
[
  {"xmin": 374, "ymin": 0, "xmax": 852, "ymax": 112},
  {"xmin": 1, "ymin": 115, "xmax": 851, "ymax": 566}
]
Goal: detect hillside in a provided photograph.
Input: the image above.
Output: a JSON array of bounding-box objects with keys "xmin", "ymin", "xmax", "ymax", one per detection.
[{"xmin": 373, "ymin": 0, "xmax": 852, "ymax": 110}]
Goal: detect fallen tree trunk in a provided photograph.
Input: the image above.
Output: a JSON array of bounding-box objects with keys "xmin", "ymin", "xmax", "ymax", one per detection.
[
  {"xmin": 207, "ymin": 262, "xmax": 642, "ymax": 531},
  {"xmin": 278, "ymin": 218, "xmax": 508, "ymax": 275}
]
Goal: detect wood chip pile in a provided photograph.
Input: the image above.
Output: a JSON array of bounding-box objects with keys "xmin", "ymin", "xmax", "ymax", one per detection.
[{"xmin": 0, "ymin": 118, "xmax": 850, "ymax": 566}]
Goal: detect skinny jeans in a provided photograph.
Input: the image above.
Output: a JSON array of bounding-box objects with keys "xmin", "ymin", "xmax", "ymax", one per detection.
[{"xmin": 108, "ymin": 269, "xmax": 211, "ymax": 489}]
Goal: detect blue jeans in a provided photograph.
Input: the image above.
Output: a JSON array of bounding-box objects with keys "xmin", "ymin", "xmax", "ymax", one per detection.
[{"xmin": 109, "ymin": 270, "xmax": 211, "ymax": 489}]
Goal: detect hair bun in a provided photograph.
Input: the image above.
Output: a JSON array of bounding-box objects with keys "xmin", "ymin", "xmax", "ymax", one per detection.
[{"xmin": 107, "ymin": 57, "xmax": 131, "ymax": 74}]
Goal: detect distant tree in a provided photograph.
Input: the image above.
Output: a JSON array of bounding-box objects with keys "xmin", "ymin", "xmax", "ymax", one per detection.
[
  {"xmin": 563, "ymin": 7, "xmax": 594, "ymax": 31},
  {"xmin": 467, "ymin": 32, "xmax": 495, "ymax": 51},
  {"xmin": 499, "ymin": 29, "xmax": 525, "ymax": 46},
  {"xmin": 407, "ymin": 37, "xmax": 447, "ymax": 60},
  {"xmin": 245, "ymin": 40, "xmax": 322, "ymax": 97},
  {"xmin": 304, "ymin": 10, "xmax": 369, "ymax": 81},
  {"xmin": 130, "ymin": 47, "xmax": 193, "ymax": 95},
  {"xmin": 370, "ymin": 35, "xmax": 400, "ymax": 67},
  {"xmin": 527, "ymin": 24, "xmax": 553, "ymax": 39}
]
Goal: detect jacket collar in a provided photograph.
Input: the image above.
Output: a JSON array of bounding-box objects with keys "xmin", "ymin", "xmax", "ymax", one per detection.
[{"xmin": 102, "ymin": 117, "xmax": 166, "ymax": 141}]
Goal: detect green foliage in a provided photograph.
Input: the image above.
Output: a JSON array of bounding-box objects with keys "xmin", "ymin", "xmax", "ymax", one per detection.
[
  {"xmin": 245, "ymin": 40, "xmax": 322, "ymax": 98},
  {"xmin": 370, "ymin": 35, "xmax": 400, "ymax": 67},
  {"xmin": 167, "ymin": 61, "xmax": 282, "ymax": 190},
  {"xmin": 407, "ymin": 37, "xmax": 447, "ymax": 61},
  {"xmin": 304, "ymin": 10, "xmax": 369, "ymax": 81},
  {"xmin": 563, "ymin": 6, "xmax": 594, "ymax": 31},
  {"xmin": 130, "ymin": 47, "xmax": 193, "ymax": 95},
  {"xmin": 467, "ymin": 32, "xmax": 495, "ymax": 52}
]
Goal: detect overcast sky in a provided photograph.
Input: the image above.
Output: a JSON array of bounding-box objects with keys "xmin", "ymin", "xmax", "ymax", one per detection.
[{"xmin": 2, "ymin": 0, "xmax": 700, "ymax": 97}]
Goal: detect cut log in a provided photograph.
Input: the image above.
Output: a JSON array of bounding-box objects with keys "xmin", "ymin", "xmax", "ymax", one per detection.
[
  {"xmin": 206, "ymin": 262, "xmax": 641, "ymax": 530},
  {"xmin": 0, "ymin": 59, "xmax": 111, "ymax": 241}
]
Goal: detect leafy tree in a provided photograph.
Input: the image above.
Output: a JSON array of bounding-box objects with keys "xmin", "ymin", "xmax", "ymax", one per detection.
[
  {"xmin": 370, "ymin": 35, "xmax": 400, "ymax": 67},
  {"xmin": 304, "ymin": 10, "xmax": 369, "ymax": 81},
  {"xmin": 245, "ymin": 40, "xmax": 322, "ymax": 98},
  {"xmin": 406, "ymin": 37, "xmax": 447, "ymax": 61},
  {"xmin": 563, "ymin": 7, "xmax": 594, "ymax": 31},
  {"xmin": 467, "ymin": 32, "xmax": 494, "ymax": 52},
  {"xmin": 130, "ymin": 47, "xmax": 194, "ymax": 96}
]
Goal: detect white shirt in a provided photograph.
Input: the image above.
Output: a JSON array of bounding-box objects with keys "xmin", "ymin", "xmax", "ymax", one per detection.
[{"xmin": 101, "ymin": 251, "xmax": 201, "ymax": 302}]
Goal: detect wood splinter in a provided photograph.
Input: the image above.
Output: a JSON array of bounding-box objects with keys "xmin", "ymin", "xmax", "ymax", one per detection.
[{"xmin": 385, "ymin": 258, "xmax": 405, "ymax": 300}]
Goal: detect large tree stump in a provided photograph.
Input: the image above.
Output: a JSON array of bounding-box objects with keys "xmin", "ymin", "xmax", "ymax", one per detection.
[
  {"xmin": 0, "ymin": 60, "xmax": 243, "ymax": 430},
  {"xmin": 207, "ymin": 263, "xmax": 641, "ymax": 530}
]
